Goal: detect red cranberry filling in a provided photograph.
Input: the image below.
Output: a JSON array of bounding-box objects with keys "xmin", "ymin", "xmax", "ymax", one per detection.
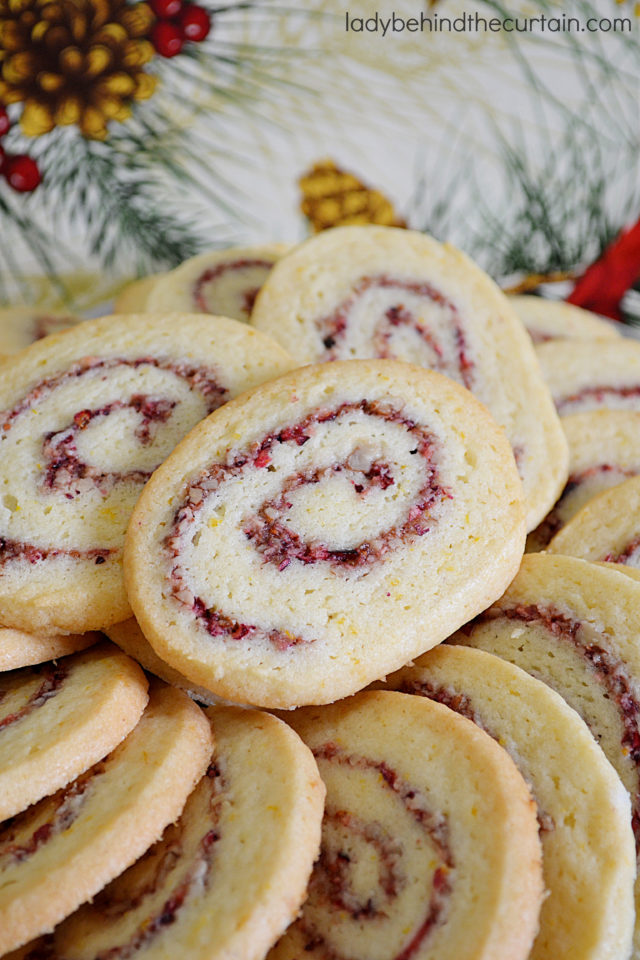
[
  {"xmin": 397, "ymin": 677, "xmax": 555, "ymax": 835},
  {"xmin": 0, "ymin": 761, "xmax": 106, "ymax": 867},
  {"xmin": 192, "ymin": 258, "xmax": 275, "ymax": 314},
  {"xmin": 603, "ymin": 535, "xmax": 640, "ymax": 566},
  {"xmin": 81, "ymin": 761, "xmax": 224, "ymax": 958},
  {"xmin": 317, "ymin": 275, "xmax": 474, "ymax": 390},
  {"xmin": 0, "ymin": 356, "xmax": 225, "ymax": 570},
  {"xmin": 488, "ymin": 603, "xmax": 640, "ymax": 849},
  {"xmin": 43, "ymin": 396, "xmax": 177, "ymax": 498},
  {"xmin": 296, "ymin": 743, "xmax": 453, "ymax": 958},
  {"xmin": 556, "ymin": 384, "xmax": 640, "ymax": 415},
  {"xmin": 164, "ymin": 400, "xmax": 449, "ymax": 650},
  {"xmin": 0, "ymin": 662, "xmax": 68, "ymax": 733}
]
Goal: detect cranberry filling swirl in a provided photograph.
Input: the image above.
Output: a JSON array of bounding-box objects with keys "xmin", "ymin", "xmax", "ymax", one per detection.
[
  {"xmin": 555, "ymin": 385, "xmax": 640, "ymax": 416},
  {"xmin": 603, "ymin": 536, "xmax": 640, "ymax": 566},
  {"xmin": 163, "ymin": 399, "xmax": 450, "ymax": 651},
  {"xmin": 28, "ymin": 760, "xmax": 225, "ymax": 960},
  {"xmin": 192, "ymin": 258, "xmax": 275, "ymax": 317},
  {"xmin": 315, "ymin": 275, "xmax": 474, "ymax": 389},
  {"xmin": 0, "ymin": 355, "xmax": 226, "ymax": 570},
  {"xmin": 0, "ymin": 761, "xmax": 106, "ymax": 870},
  {"xmin": 0, "ymin": 663, "xmax": 68, "ymax": 734},
  {"xmin": 288, "ymin": 742, "xmax": 454, "ymax": 959},
  {"xmin": 485, "ymin": 604, "xmax": 640, "ymax": 850}
]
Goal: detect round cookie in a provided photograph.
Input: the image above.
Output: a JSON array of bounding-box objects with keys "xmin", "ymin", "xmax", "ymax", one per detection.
[
  {"xmin": 251, "ymin": 225, "xmax": 568, "ymax": 530},
  {"xmin": 0, "ymin": 312, "xmax": 295, "ymax": 634},
  {"xmin": 0, "ymin": 308, "xmax": 80, "ymax": 354},
  {"xmin": 509, "ymin": 295, "xmax": 619, "ymax": 344},
  {"xmin": 0, "ymin": 681, "xmax": 212, "ymax": 955},
  {"xmin": 0, "ymin": 641, "xmax": 148, "ymax": 821},
  {"xmin": 548, "ymin": 475, "xmax": 640, "ymax": 567},
  {"xmin": 526, "ymin": 410, "xmax": 640, "ymax": 551},
  {"xmin": 269, "ymin": 690, "xmax": 543, "ymax": 960},
  {"xmin": 21, "ymin": 705, "xmax": 325, "ymax": 960},
  {"xmin": 106, "ymin": 617, "xmax": 226, "ymax": 706},
  {"xmin": 379, "ymin": 645, "xmax": 635, "ymax": 960},
  {"xmin": 114, "ymin": 274, "xmax": 164, "ymax": 313},
  {"xmin": 537, "ymin": 338, "xmax": 640, "ymax": 415},
  {"xmin": 452, "ymin": 553, "xmax": 640, "ymax": 958},
  {"xmin": 124, "ymin": 359, "xmax": 526, "ymax": 709},
  {"xmin": 146, "ymin": 244, "xmax": 291, "ymax": 322},
  {"xmin": 0, "ymin": 627, "xmax": 99, "ymax": 671}
]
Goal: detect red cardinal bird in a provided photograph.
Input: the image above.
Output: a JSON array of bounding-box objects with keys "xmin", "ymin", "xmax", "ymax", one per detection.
[{"xmin": 567, "ymin": 217, "xmax": 640, "ymax": 322}]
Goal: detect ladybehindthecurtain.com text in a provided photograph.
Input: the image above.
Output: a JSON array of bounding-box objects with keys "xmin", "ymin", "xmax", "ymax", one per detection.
[{"xmin": 344, "ymin": 11, "xmax": 632, "ymax": 35}]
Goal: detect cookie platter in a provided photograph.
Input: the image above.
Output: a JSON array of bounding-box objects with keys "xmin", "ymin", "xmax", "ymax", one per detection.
[{"xmin": 1, "ymin": 226, "xmax": 639, "ymax": 959}]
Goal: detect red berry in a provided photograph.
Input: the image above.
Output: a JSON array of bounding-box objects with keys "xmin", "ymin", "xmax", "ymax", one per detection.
[
  {"xmin": 151, "ymin": 20, "xmax": 184, "ymax": 57},
  {"xmin": 178, "ymin": 4, "xmax": 211, "ymax": 41},
  {"xmin": 150, "ymin": 0, "xmax": 182, "ymax": 17},
  {"xmin": 4, "ymin": 154, "xmax": 41, "ymax": 192},
  {"xmin": 0, "ymin": 108, "xmax": 9, "ymax": 138}
]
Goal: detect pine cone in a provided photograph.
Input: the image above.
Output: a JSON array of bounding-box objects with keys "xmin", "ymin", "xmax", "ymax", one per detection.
[
  {"xmin": 0, "ymin": 0, "xmax": 157, "ymax": 140},
  {"xmin": 299, "ymin": 160, "xmax": 406, "ymax": 233}
]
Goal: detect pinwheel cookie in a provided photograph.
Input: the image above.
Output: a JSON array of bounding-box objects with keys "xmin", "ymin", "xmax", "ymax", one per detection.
[
  {"xmin": 0, "ymin": 627, "xmax": 98, "ymax": 671},
  {"xmin": 251, "ymin": 225, "xmax": 567, "ymax": 530},
  {"xmin": 527, "ymin": 410, "xmax": 640, "ymax": 551},
  {"xmin": 106, "ymin": 617, "xmax": 225, "ymax": 706},
  {"xmin": 0, "ymin": 307, "xmax": 79, "ymax": 354},
  {"xmin": 114, "ymin": 274, "xmax": 164, "ymax": 313},
  {"xmin": 125, "ymin": 359, "xmax": 526, "ymax": 708},
  {"xmin": 0, "ymin": 642, "xmax": 148, "ymax": 821},
  {"xmin": 17, "ymin": 706, "xmax": 324, "ymax": 960},
  {"xmin": 548, "ymin": 475, "xmax": 640, "ymax": 567},
  {"xmin": 380, "ymin": 645, "xmax": 635, "ymax": 960},
  {"xmin": 0, "ymin": 681, "xmax": 212, "ymax": 955},
  {"xmin": 452, "ymin": 553, "xmax": 640, "ymax": 957},
  {"xmin": 537, "ymin": 338, "xmax": 640, "ymax": 415},
  {"xmin": 146, "ymin": 244, "xmax": 291, "ymax": 322},
  {"xmin": 269, "ymin": 690, "xmax": 543, "ymax": 960},
  {"xmin": 509, "ymin": 295, "xmax": 619, "ymax": 344},
  {"xmin": 0, "ymin": 312, "xmax": 294, "ymax": 634}
]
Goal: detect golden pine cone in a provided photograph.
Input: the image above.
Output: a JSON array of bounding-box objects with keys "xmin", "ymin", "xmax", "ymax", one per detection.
[
  {"xmin": 0, "ymin": 0, "xmax": 157, "ymax": 140},
  {"xmin": 299, "ymin": 160, "xmax": 406, "ymax": 233}
]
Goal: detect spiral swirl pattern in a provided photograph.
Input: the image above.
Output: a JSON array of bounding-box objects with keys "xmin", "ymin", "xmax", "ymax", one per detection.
[
  {"xmin": 288, "ymin": 742, "xmax": 454, "ymax": 960},
  {"xmin": 486, "ymin": 603, "xmax": 640, "ymax": 850},
  {"xmin": 163, "ymin": 399, "xmax": 450, "ymax": 651},
  {"xmin": 193, "ymin": 258, "xmax": 275, "ymax": 318},
  {"xmin": 0, "ymin": 355, "xmax": 225, "ymax": 571},
  {"xmin": 316, "ymin": 276, "xmax": 474, "ymax": 389}
]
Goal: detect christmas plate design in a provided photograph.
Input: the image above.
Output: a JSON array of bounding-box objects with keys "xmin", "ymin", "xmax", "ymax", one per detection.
[
  {"xmin": 18, "ymin": 705, "xmax": 324, "ymax": 960},
  {"xmin": 453, "ymin": 553, "xmax": 640, "ymax": 958},
  {"xmin": 145, "ymin": 244, "xmax": 292, "ymax": 322},
  {"xmin": 508, "ymin": 296, "xmax": 620, "ymax": 344},
  {"xmin": 0, "ymin": 642, "xmax": 148, "ymax": 821},
  {"xmin": 548, "ymin": 475, "xmax": 640, "ymax": 568},
  {"xmin": 0, "ymin": 681, "xmax": 212, "ymax": 955},
  {"xmin": 124, "ymin": 359, "xmax": 526, "ymax": 708},
  {"xmin": 269, "ymin": 690, "xmax": 543, "ymax": 960},
  {"xmin": 380, "ymin": 645, "xmax": 635, "ymax": 960},
  {"xmin": 527, "ymin": 411, "xmax": 640, "ymax": 551},
  {"xmin": 537, "ymin": 339, "xmax": 640, "ymax": 415},
  {"xmin": 251, "ymin": 225, "xmax": 568, "ymax": 530},
  {"xmin": 0, "ymin": 312, "xmax": 294, "ymax": 634},
  {"xmin": 0, "ymin": 308, "xmax": 80, "ymax": 354},
  {"xmin": 0, "ymin": 627, "xmax": 98, "ymax": 672}
]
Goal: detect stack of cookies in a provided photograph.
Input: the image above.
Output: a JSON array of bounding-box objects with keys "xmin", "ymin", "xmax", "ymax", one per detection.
[{"xmin": 1, "ymin": 225, "xmax": 638, "ymax": 959}]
